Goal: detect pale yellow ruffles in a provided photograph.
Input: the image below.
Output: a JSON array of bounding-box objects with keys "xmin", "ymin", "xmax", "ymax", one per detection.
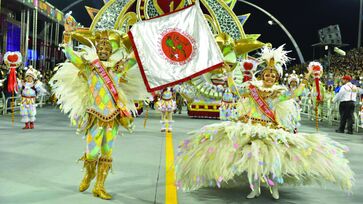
[{"xmin": 176, "ymin": 121, "xmax": 353, "ymax": 192}]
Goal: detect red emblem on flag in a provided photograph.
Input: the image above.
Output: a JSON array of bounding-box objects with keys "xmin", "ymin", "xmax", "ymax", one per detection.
[{"xmin": 159, "ymin": 28, "xmax": 196, "ymax": 65}]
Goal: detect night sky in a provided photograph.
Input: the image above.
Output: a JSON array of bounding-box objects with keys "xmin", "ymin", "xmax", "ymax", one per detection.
[{"xmin": 48, "ymin": 0, "xmax": 362, "ymax": 64}]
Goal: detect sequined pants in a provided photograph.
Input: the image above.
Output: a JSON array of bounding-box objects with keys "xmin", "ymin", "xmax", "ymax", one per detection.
[{"xmin": 85, "ymin": 122, "xmax": 119, "ymax": 160}]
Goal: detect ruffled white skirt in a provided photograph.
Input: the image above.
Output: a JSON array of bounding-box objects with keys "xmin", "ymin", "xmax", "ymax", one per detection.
[{"xmin": 176, "ymin": 121, "xmax": 354, "ymax": 192}]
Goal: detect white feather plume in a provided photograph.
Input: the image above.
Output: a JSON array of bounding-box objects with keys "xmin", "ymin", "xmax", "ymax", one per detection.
[
  {"xmin": 50, "ymin": 62, "xmax": 90, "ymax": 123},
  {"xmin": 259, "ymin": 44, "xmax": 291, "ymax": 77}
]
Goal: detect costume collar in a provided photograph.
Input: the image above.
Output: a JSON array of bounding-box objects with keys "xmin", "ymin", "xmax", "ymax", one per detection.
[{"xmin": 247, "ymin": 80, "xmax": 287, "ymax": 92}]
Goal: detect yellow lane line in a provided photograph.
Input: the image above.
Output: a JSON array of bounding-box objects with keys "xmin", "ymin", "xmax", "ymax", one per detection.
[{"xmin": 165, "ymin": 129, "xmax": 178, "ymax": 204}]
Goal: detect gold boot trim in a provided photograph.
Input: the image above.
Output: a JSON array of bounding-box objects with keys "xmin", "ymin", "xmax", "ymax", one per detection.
[
  {"xmin": 78, "ymin": 153, "xmax": 97, "ymax": 192},
  {"xmin": 92, "ymin": 156, "xmax": 113, "ymax": 200}
]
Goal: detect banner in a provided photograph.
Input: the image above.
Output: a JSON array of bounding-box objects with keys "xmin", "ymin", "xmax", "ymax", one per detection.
[{"xmin": 128, "ymin": 3, "xmax": 223, "ymax": 92}]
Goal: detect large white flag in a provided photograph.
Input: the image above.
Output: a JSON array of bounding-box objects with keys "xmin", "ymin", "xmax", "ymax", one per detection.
[{"xmin": 128, "ymin": 3, "xmax": 223, "ymax": 92}]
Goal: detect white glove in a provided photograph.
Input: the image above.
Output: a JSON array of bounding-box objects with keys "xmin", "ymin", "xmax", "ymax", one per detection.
[{"xmin": 79, "ymin": 44, "xmax": 98, "ymax": 63}]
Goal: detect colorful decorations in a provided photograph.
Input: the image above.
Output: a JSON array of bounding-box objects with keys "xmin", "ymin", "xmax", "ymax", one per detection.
[
  {"xmin": 3, "ymin": 51, "xmax": 22, "ymax": 125},
  {"xmin": 308, "ymin": 61, "xmax": 324, "ymax": 131},
  {"xmin": 308, "ymin": 62, "xmax": 323, "ymax": 101},
  {"xmin": 85, "ymin": 6, "xmax": 100, "ymax": 20},
  {"xmin": 241, "ymin": 59, "xmax": 257, "ymax": 82},
  {"xmin": 81, "ymin": 0, "xmax": 267, "ymax": 119},
  {"xmin": 22, "ymin": 0, "xmax": 65, "ymax": 24},
  {"xmin": 4, "ymin": 52, "xmax": 22, "ymax": 93},
  {"xmin": 64, "ymin": 11, "xmax": 78, "ymax": 33}
]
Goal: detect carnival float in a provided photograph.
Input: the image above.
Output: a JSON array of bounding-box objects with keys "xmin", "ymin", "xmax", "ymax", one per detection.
[{"xmin": 64, "ymin": 0, "xmax": 266, "ymax": 119}]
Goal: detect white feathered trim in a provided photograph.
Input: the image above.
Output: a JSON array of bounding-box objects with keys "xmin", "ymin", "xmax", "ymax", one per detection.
[
  {"xmin": 118, "ymin": 64, "xmax": 150, "ymax": 101},
  {"xmin": 50, "ymin": 62, "xmax": 90, "ymax": 124},
  {"xmin": 241, "ymin": 80, "xmax": 287, "ymax": 93}
]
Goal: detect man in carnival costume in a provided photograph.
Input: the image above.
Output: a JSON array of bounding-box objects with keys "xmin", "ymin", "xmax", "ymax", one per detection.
[
  {"xmin": 51, "ymin": 23, "xmax": 148, "ymax": 199},
  {"xmin": 175, "ymin": 45, "xmax": 353, "ymax": 200},
  {"xmin": 19, "ymin": 65, "xmax": 46, "ymax": 129}
]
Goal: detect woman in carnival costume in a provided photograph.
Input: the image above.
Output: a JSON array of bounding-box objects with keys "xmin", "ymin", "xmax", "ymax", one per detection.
[
  {"xmin": 51, "ymin": 27, "xmax": 148, "ymax": 199},
  {"xmin": 287, "ymin": 71, "xmax": 300, "ymax": 93},
  {"xmin": 286, "ymin": 71, "xmax": 303, "ymax": 132},
  {"xmin": 324, "ymin": 84, "xmax": 336, "ymax": 120},
  {"xmin": 156, "ymin": 87, "xmax": 176, "ymax": 132},
  {"xmin": 19, "ymin": 65, "xmax": 46, "ymax": 129},
  {"xmin": 175, "ymin": 45, "xmax": 353, "ymax": 200}
]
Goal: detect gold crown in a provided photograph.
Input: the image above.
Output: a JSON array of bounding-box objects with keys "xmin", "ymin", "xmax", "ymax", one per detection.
[
  {"xmin": 95, "ymin": 30, "xmax": 111, "ymax": 46},
  {"xmin": 262, "ymin": 57, "xmax": 279, "ymax": 77},
  {"xmin": 69, "ymin": 29, "xmax": 129, "ymax": 51}
]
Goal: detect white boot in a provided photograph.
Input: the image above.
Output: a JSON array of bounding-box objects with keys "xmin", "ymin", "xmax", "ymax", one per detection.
[
  {"xmin": 271, "ymin": 185, "xmax": 279, "ymax": 200},
  {"xmin": 167, "ymin": 120, "xmax": 174, "ymax": 132},
  {"xmin": 246, "ymin": 180, "xmax": 260, "ymax": 199},
  {"xmin": 160, "ymin": 120, "xmax": 166, "ymax": 132}
]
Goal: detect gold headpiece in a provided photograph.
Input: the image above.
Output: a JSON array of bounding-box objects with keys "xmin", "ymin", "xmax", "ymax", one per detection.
[
  {"xmin": 267, "ymin": 58, "xmax": 275, "ymax": 68},
  {"xmin": 69, "ymin": 29, "xmax": 125, "ymax": 52},
  {"xmin": 95, "ymin": 30, "xmax": 111, "ymax": 47},
  {"xmin": 259, "ymin": 45, "xmax": 291, "ymax": 77}
]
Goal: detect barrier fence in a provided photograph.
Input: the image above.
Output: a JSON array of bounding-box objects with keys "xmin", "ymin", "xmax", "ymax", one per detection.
[
  {"xmin": 299, "ymin": 96, "xmax": 362, "ymax": 133},
  {"xmin": 1, "ymin": 94, "xmax": 48, "ymax": 115},
  {"xmin": 1, "ymin": 92, "xmax": 361, "ymax": 132}
]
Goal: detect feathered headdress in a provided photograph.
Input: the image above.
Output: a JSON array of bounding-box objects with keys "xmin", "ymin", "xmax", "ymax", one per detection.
[
  {"xmin": 287, "ymin": 70, "xmax": 300, "ymax": 84},
  {"xmin": 25, "ymin": 65, "xmax": 41, "ymax": 80},
  {"xmin": 259, "ymin": 44, "xmax": 291, "ymax": 78}
]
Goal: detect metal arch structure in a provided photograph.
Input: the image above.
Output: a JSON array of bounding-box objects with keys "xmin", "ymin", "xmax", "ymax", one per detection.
[
  {"xmin": 237, "ymin": 0, "xmax": 305, "ymax": 64},
  {"xmin": 61, "ymin": 0, "xmax": 85, "ymax": 13}
]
